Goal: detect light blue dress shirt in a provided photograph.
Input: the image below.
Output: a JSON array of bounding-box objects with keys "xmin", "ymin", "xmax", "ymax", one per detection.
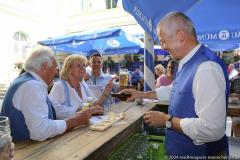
[
  {"xmin": 86, "ymin": 71, "xmax": 112, "ymax": 86},
  {"xmin": 86, "ymin": 71, "xmax": 116, "ymax": 110}
]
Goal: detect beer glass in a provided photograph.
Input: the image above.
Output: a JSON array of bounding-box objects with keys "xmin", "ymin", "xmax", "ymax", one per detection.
[
  {"xmin": 81, "ymin": 102, "xmax": 90, "ymax": 111},
  {"xmin": 86, "ymin": 97, "xmax": 97, "ymax": 107},
  {"xmin": 119, "ymin": 69, "xmax": 129, "ymax": 86},
  {"xmin": 0, "ymin": 116, "xmax": 12, "ymax": 160}
]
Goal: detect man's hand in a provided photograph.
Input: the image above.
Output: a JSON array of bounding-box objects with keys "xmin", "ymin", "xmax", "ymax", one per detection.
[
  {"xmin": 76, "ymin": 110, "xmax": 92, "ymax": 125},
  {"xmin": 143, "ymin": 111, "xmax": 169, "ymax": 128},
  {"xmin": 121, "ymin": 89, "xmax": 142, "ymax": 102},
  {"xmin": 65, "ymin": 110, "xmax": 91, "ymax": 132}
]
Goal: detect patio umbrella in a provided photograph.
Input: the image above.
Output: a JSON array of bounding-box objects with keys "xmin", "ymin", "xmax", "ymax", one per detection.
[
  {"xmin": 122, "ymin": 0, "xmax": 198, "ymax": 91},
  {"xmin": 185, "ymin": 0, "xmax": 240, "ymax": 49},
  {"xmin": 122, "ymin": 0, "xmax": 198, "ymax": 42},
  {"xmin": 122, "ymin": 0, "xmax": 240, "ymax": 50},
  {"xmin": 39, "ymin": 28, "xmax": 144, "ymax": 56},
  {"xmin": 122, "ymin": 0, "xmax": 240, "ymax": 91}
]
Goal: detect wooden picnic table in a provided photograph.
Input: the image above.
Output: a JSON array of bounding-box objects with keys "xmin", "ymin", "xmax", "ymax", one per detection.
[{"xmin": 14, "ymin": 101, "xmax": 168, "ymax": 160}]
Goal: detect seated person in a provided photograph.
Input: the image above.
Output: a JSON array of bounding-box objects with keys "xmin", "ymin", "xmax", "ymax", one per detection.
[
  {"xmin": 1, "ymin": 46, "xmax": 91, "ymax": 141},
  {"xmin": 49, "ymin": 54, "xmax": 113, "ymax": 119}
]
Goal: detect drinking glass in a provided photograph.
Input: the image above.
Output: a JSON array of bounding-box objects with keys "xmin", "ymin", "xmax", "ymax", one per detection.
[
  {"xmin": 0, "ymin": 116, "xmax": 12, "ymax": 160},
  {"xmin": 81, "ymin": 102, "xmax": 90, "ymax": 111},
  {"xmin": 119, "ymin": 69, "xmax": 129, "ymax": 86},
  {"xmin": 86, "ymin": 97, "xmax": 97, "ymax": 106},
  {"xmin": 103, "ymin": 95, "xmax": 114, "ymax": 112}
]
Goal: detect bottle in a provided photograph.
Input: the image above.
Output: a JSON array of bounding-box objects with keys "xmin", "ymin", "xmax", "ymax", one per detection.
[{"xmin": 111, "ymin": 92, "xmax": 131, "ymax": 101}]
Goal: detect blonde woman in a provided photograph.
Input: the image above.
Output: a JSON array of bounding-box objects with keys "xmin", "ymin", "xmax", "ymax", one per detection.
[
  {"xmin": 155, "ymin": 64, "xmax": 165, "ymax": 88},
  {"xmin": 49, "ymin": 54, "xmax": 112, "ymax": 119},
  {"xmin": 155, "ymin": 60, "xmax": 177, "ymax": 88}
]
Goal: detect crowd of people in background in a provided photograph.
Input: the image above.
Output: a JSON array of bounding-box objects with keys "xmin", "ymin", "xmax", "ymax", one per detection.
[
  {"xmin": 228, "ymin": 63, "xmax": 240, "ymax": 137},
  {"xmin": 155, "ymin": 60, "xmax": 177, "ymax": 88}
]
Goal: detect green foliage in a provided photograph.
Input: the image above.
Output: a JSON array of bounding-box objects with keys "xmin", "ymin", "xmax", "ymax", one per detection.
[{"xmin": 222, "ymin": 55, "xmax": 234, "ymax": 65}]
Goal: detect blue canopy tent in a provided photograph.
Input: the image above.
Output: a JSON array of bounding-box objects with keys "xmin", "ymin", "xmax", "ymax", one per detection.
[
  {"xmin": 122, "ymin": 0, "xmax": 240, "ymax": 51},
  {"xmin": 122, "ymin": 0, "xmax": 198, "ymax": 90},
  {"xmin": 185, "ymin": 0, "xmax": 240, "ymax": 51},
  {"xmin": 39, "ymin": 28, "xmax": 144, "ymax": 56},
  {"xmin": 122, "ymin": 0, "xmax": 240, "ymax": 91},
  {"xmin": 122, "ymin": 0, "xmax": 198, "ymax": 43}
]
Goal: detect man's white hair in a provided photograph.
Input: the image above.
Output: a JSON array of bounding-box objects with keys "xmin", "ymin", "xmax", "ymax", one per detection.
[
  {"xmin": 157, "ymin": 11, "xmax": 197, "ymax": 38},
  {"xmin": 24, "ymin": 46, "xmax": 55, "ymax": 72}
]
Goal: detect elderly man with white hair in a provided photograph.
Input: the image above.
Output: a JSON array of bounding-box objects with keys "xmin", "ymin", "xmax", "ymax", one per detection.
[
  {"xmin": 1, "ymin": 46, "xmax": 91, "ymax": 142},
  {"xmin": 122, "ymin": 11, "xmax": 229, "ymax": 157}
]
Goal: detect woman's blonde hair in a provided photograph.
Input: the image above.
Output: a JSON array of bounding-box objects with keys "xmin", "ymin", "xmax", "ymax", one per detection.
[
  {"xmin": 155, "ymin": 64, "xmax": 165, "ymax": 75},
  {"xmin": 60, "ymin": 54, "xmax": 87, "ymax": 81}
]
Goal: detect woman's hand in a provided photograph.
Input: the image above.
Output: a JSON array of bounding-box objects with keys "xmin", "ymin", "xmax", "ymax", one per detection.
[
  {"xmin": 104, "ymin": 76, "xmax": 118, "ymax": 95},
  {"xmin": 96, "ymin": 76, "xmax": 118, "ymax": 105},
  {"xmin": 89, "ymin": 105, "xmax": 104, "ymax": 115}
]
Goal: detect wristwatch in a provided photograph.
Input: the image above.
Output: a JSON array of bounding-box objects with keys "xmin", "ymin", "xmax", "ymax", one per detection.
[{"xmin": 165, "ymin": 115, "xmax": 173, "ymax": 128}]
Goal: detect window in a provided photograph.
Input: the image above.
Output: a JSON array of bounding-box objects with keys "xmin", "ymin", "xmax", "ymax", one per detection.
[
  {"xmin": 13, "ymin": 31, "xmax": 28, "ymax": 42},
  {"xmin": 13, "ymin": 31, "xmax": 29, "ymax": 60},
  {"xmin": 79, "ymin": 0, "xmax": 118, "ymax": 13},
  {"xmin": 105, "ymin": 0, "xmax": 118, "ymax": 9}
]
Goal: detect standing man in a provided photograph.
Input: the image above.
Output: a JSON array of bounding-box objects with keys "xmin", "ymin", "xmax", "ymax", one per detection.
[
  {"xmin": 1, "ymin": 46, "xmax": 91, "ymax": 141},
  {"xmin": 86, "ymin": 51, "xmax": 114, "ymax": 86},
  {"xmin": 122, "ymin": 12, "xmax": 229, "ymax": 158},
  {"xmin": 86, "ymin": 51, "xmax": 116, "ymax": 109}
]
